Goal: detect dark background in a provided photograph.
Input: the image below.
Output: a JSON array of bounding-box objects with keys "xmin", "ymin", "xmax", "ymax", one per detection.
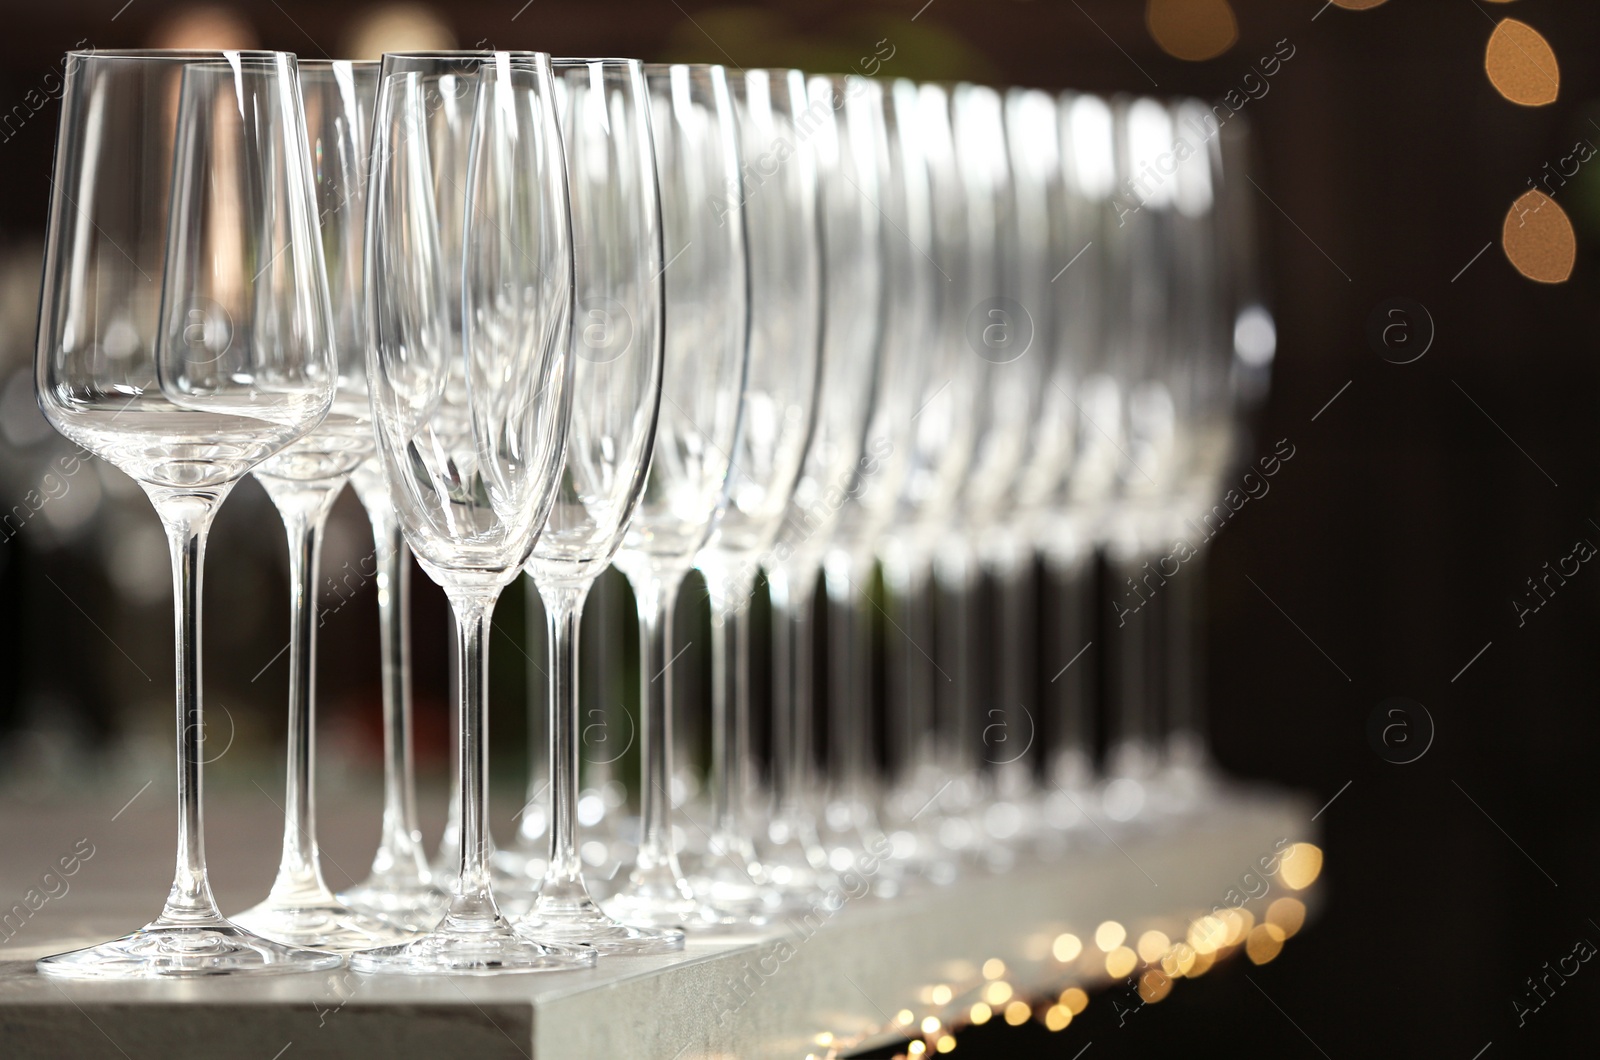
[{"xmin": 0, "ymin": 1, "xmax": 1596, "ymax": 1057}]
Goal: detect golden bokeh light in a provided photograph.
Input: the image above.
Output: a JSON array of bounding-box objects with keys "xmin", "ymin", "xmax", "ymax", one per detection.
[
  {"xmin": 936, "ymin": 1035, "xmax": 957, "ymax": 1054},
  {"xmin": 1485, "ymin": 19, "xmax": 1559, "ymax": 106},
  {"xmin": 1188, "ymin": 915, "xmax": 1225, "ymax": 955},
  {"xmin": 1163, "ymin": 943, "xmax": 1197, "ymax": 978},
  {"xmin": 1146, "ymin": 0, "xmax": 1238, "ymax": 62},
  {"xmin": 1503, "ymin": 190, "xmax": 1576, "ymax": 283},
  {"xmin": 1106, "ymin": 946, "xmax": 1139, "ymax": 979},
  {"xmin": 983, "ymin": 981, "xmax": 1014, "ymax": 1006},
  {"xmin": 1045, "ymin": 1004, "xmax": 1073, "ymax": 1031},
  {"xmin": 1329, "ymin": 0, "xmax": 1388, "ymax": 9},
  {"xmin": 897, "ymin": 1009, "xmax": 915, "ymax": 1026},
  {"xmin": 1060, "ymin": 987, "xmax": 1090, "ymax": 1014},
  {"xmin": 148, "ymin": 4, "xmax": 258, "ymax": 48},
  {"xmin": 1139, "ymin": 969, "xmax": 1175, "ymax": 1003},
  {"xmin": 1052, "ymin": 933, "xmax": 1083, "ymax": 962},
  {"xmin": 1189, "ymin": 949, "xmax": 1217, "ymax": 977},
  {"xmin": 1094, "ymin": 921, "xmax": 1126, "ymax": 952},
  {"xmin": 970, "ymin": 1002, "xmax": 993, "ymax": 1026},
  {"xmin": 909, "ymin": 1041, "xmax": 927, "ymax": 1057},
  {"xmin": 981, "ymin": 958, "xmax": 1007, "ymax": 980},
  {"xmin": 931, "ymin": 984, "xmax": 953, "ymax": 1006},
  {"xmin": 1137, "ymin": 930, "xmax": 1172, "ymax": 963},
  {"xmin": 1279, "ymin": 843, "xmax": 1325, "ymax": 890},
  {"xmin": 921, "ymin": 1016, "xmax": 942, "ymax": 1035},
  {"xmin": 1267, "ymin": 897, "xmax": 1308, "ymax": 938},
  {"xmin": 1247, "ymin": 923, "xmax": 1288, "ymax": 965},
  {"xmin": 1004, "ymin": 1001, "xmax": 1032, "ymax": 1026}
]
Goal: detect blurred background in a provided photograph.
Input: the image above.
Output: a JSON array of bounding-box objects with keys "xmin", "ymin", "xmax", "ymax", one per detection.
[{"xmin": 0, "ymin": 1, "xmax": 1596, "ymax": 1056}]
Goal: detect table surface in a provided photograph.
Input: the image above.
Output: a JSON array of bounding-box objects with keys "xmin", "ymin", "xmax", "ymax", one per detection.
[{"xmin": 0, "ymin": 783, "xmax": 1316, "ymax": 1059}]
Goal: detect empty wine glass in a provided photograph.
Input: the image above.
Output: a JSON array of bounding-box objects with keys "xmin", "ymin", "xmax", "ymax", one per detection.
[
  {"xmin": 351, "ymin": 52, "xmax": 592, "ymax": 975},
  {"xmin": 227, "ymin": 58, "xmax": 411, "ymax": 952},
  {"xmin": 35, "ymin": 49, "xmax": 340, "ymax": 978},
  {"xmin": 603, "ymin": 62, "xmax": 749, "ymax": 930},
  {"xmin": 756, "ymin": 73, "xmax": 886, "ymax": 899},
  {"xmin": 337, "ymin": 64, "xmax": 442, "ymax": 932},
  {"xmin": 517, "ymin": 57, "xmax": 679, "ymax": 955},
  {"xmin": 688, "ymin": 67, "xmax": 823, "ymax": 924},
  {"xmin": 816, "ymin": 78, "xmax": 936, "ymax": 880}
]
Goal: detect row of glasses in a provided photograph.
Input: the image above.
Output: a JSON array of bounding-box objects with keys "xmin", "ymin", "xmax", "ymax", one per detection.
[{"xmin": 33, "ymin": 44, "xmax": 1263, "ymax": 979}]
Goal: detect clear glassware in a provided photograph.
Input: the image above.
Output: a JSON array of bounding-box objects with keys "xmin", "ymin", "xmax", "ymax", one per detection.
[
  {"xmin": 1034, "ymin": 92, "xmax": 1118, "ymax": 841},
  {"xmin": 227, "ymin": 58, "xmax": 412, "ymax": 952},
  {"xmin": 517, "ymin": 57, "xmax": 680, "ymax": 956},
  {"xmin": 337, "ymin": 62, "xmax": 444, "ymax": 929},
  {"xmin": 816, "ymin": 78, "xmax": 937, "ymax": 878},
  {"xmin": 756, "ymin": 73, "xmax": 886, "ymax": 900},
  {"xmin": 351, "ymin": 52, "xmax": 593, "ymax": 975},
  {"xmin": 1101, "ymin": 97, "xmax": 1184, "ymax": 819},
  {"xmin": 34, "ymin": 50, "xmax": 340, "ymax": 978},
  {"xmin": 688, "ymin": 67, "xmax": 823, "ymax": 925},
  {"xmin": 603, "ymin": 62, "xmax": 749, "ymax": 931}
]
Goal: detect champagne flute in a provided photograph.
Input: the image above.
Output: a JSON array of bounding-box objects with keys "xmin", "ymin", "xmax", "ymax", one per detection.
[
  {"xmin": 517, "ymin": 57, "xmax": 679, "ymax": 955},
  {"xmin": 35, "ymin": 49, "xmax": 340, "ymax": 978},
  {"xmin": 689, "ymin": 67, "xmax": 823, "ymax": 924},
  {"xmin": 351, "ymin": 52, "xmax": 592, "ymax": 975},
  {"xmin": 757, "ymin": 73, "xmax": 886, "ymax": 899},
  {"xmin": 604, "ymin": 62, "xmax": 749, "ymax": 930},
  {"xmin": 229, "ymin": 58, "xmax": 412, "ymax": 951}
]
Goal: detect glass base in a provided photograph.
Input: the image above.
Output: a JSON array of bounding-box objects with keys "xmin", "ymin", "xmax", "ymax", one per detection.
[
  {"xmin": 338, "ymin": 879, "xmax": 449, "ymax": 933},
  {"xmin": 603, "ymin": 873, "xmax": 700, "ymax": 930},
  {"xmin": 230, "ymin": 897, "xmax": 417, "ymax": 951},
  {"xmin": 349, "ymin": 921, "xmax": 597, "ymax": 976},
  {"xmin": 36, "ymin": 921, "xmax": 342, "ymax": 979},
  {"xmin": 519, "ymin": 900, "xmax": 684, "ymax": 954}
]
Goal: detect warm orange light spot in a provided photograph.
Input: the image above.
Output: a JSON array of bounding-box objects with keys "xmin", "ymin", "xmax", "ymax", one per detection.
[
  {"xmin": 1267, "ymin": 898, "xmax": 1308, "ymax": 938},
  {"xmin": 1146, "ymin": 0, "xmax": 1239, "ymax": 62},
  {"xmin": 1059, "ymin": 987, "xmax": 1089, "ymax": 1014},
  {"xmin": 1279, "ymin": 843, "xmax": 1325, "ymax": 890},
  {"xmin": 1247, "ymin": 923, "xmax": 1287, "ymax": 965},
  {"xmin": 1004, "ymin": 1001, "xmax": 1032, "ymax": 1026},
  {"xmin": 1486, "ymin": 19, "xmax": 1559, "ymax": 106},
  {"xmin": 1503, "ymin": 190, "xmax": 1576, "ymax": 283},
  {"xmin": 1138, "ymin": 969, "xmax": 1174, "ymax": 1003},
  {"xmin": 1330, "ymin": 0, "xmax": 1388, "ymax": 9}
]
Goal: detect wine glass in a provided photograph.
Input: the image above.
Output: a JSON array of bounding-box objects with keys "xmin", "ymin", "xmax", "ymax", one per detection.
[
  {"xmin": 688, "ymin": 67, "xmax": 823, "ymax": 924},
  {"xmin": 332, "ymin": 57, "xmax": 445, "ymax": 925},
  {"xmin": 812, "ymin": 77, "xmax": 937, "ymax": 881},
  {"xmin": 226, "ymin": 58, "xmax": 412, "ymax": 951},
  {"xmin": 350, "ymin": 52, "xmax": 592, "ymax": 975},
  {"xmin": 35, "ymin": 50, "xmax": 340, "ymax": 978},
  {"xmin": 516, "ymin": 57, "xmax": 679, "ymax": 955},
  {"xmin": 756, "ymin": 73, "xmax": 886, "ymax": 899},
  {"xmin": 603, "ymin": 62, "xmax": 749, "ymax": 930}
]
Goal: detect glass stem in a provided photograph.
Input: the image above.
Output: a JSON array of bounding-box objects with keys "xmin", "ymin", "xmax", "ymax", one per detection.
[
  {"xmin": 1047, "ymin": 532, "xmax": 1096, "ymax": 789},
  {"xmin": 989, "ymin": 539, "xmax": 1033, "ymax": 795},
  {"xmin": 368, "ymin": 509, "xmax": 427, "ymax": 883},
  {"xmin": 1167, "ymin": 539, "xmax": 1207, "ymax": 759},
  {"xmin": 539, "ymin": 580, "xmax": 596, "ymax": 904},
  {"xmin": 152, "ymin": 487, "xmax": 228, "ymax": 926},
  {"xmin": 934, "ymin": 542, "xmax": 975, "ymax": 778},
  {"xmin": 1109, "ymin": 539, "xmax": 1161, "ymax": 768},
  {"xmin": 822, "ymin": 554, "xmax": 869, "ymax": 801},
  {"xmin": 519, "ymin": 575, "xmax": 549, "ymax": 846},
  {"xmin": 766, "ymin": 565, "xmax": 813, "ymax": 811},
  {"xmin": 267, "ymin": 489, "xmax": 340, "ymax": 906},
  {"xmin": 707, "ymin": 565, "xmax": 758, "ymax": 859},
  {"xmin": 632, "ymin": 568, "xmax": 686, "ymax": 883},
  {"xmin": 442, "ymin": 589, "xmax": 501, "ymax": 927},
  {"xmin": 882, "ymin": 552, "xmax": 932, "ymax": 785}
]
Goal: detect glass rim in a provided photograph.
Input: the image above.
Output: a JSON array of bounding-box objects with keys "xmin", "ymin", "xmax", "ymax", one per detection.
[
  {"xmin": 640, "ymin": 61, "xmax": 725, "ymax": 74},
  {"xmin": 66, "ymin": 48, "xmax": 292, "ymax": 61}
]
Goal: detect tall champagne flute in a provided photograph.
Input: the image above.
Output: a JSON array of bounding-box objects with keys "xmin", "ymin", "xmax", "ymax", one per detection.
[
  {"xmin": 338, "ymin": 63, "xmax": 439, "ymax": 927},
  {"xmin": 351, "ymin": 53, "xmax": 592, "ymax": 975},
  {"xmin": 1102, "ymin": 97, "xmax": 1184, "ymax": 816},
  {"xmin": 689, "ymin": 67, "xmax": 823, "ymax": 923},
  {"xmin": 35, "ymin": 50, "xmax": 340, "ymax": 978},
  {"xmin": 603, "ymin": 62, "xmax": 749, "ymax": 930},
  {"xmin": 757, "ymin": 73, "xmax": 885, "ymax": 898},
  {"xmin": 815, "ymin": 78, "xmax": 935, "ymax": 876},
  {"xmin": 228, "ymin": 58, "xmax": 409, "ymax": 951},
  {"xmin": 517, "ymin": 57, "xmax": 678, "ymax": 955},
  {"xmin": 1039, "ymin": 93, "xmax": 1122, "ymax": 824}
]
